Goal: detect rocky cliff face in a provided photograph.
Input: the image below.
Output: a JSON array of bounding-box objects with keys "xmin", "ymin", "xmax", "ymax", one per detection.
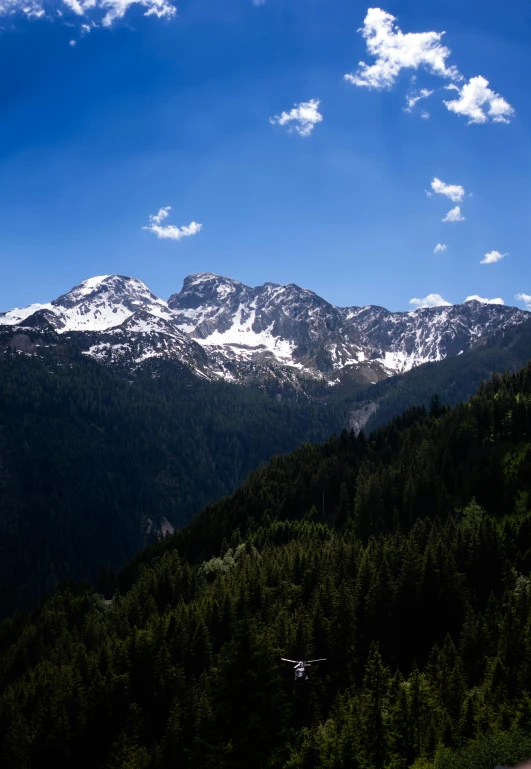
[{"xmin": 168, "ymin": 272, "xmax": 528, "ymax": 384}]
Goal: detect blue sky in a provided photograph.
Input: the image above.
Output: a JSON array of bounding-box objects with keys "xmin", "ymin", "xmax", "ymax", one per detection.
[{"xmin": 0, "ymin": 0, "xmax": 530, "ymax": 312}]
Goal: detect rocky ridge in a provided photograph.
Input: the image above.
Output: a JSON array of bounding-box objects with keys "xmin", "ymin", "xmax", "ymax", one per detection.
[{"xmin": 1, "ymin": 272, "xmax": 528, "ymax": 390}]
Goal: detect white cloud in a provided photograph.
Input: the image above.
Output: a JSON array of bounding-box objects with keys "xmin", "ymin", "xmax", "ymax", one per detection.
[
  {"xmin": 430, "ymin": 177, "xmax": 465, "ymax": 203},
  {"xmin": 0, "ymin": 0, "xmax": 176, "ymax": 29},
  {"xmin": 444, "ymin": 76, "xmax": 515, "ymax": 124},
  {"xmin": 143, "ymin": 207, "xmax": 202, "ymax": 241},
  {"xmin": 346, "ymin": 9, "xmax": 513, "ymax": 127},
  {"xmin": 434, "ymin": 243, "xmax": 447, "ymax": 254},
  {"xmin": 149, "ymin": 206, "xmax": 171, "ymax": 225},
  {"xmin": 515, "ymin": 293, "xmax": 531, "ymax": 310},
  {"xmin": 442, "ymin": 206, "xmax": 465, "ymax": 223},
  {"xmin": 409, "ymin": 293, "xmax": 451, "ymax": 309},
  {"xmin": 405, "ymin": 87, "xmax": 434, "ymax": 115},
  {"xmin": 269, "ymin": 99, "xmax": 323, "ymax": 137},
  {"xmin": 345, "ymin": 8, "xmax": 460, "ymax": 90},
  {"xmin": 465, "ymin": 295, "xmax": 504, "ymax": 305},
  {"xmin": 481, "ymin": 250, "xmax": 507, "ymax": 264},
  {"xmin": 0, "ymin": 0, "xmax": 45, "ymax": 18}
]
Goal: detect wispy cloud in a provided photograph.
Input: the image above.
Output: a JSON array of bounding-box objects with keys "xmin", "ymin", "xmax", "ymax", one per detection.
[
  {"xmin": 442, "ymin": 206, "xmax": 465, "ymax": 223},
  {"xmin": 345, "ymin": 8, "xmax": 460, "ymax": 90},
  {"xmin": 346, "ymin": 8, "xmax": 513, "ymax": 125},
  {"xmin": 434, "ymin": 243, "xmax": 447, "ymax": 254},
  {"xmin": 405, "ymin": 87, "xmax": 434, "ymax": 117},
  {"xmin": 143, "ymin": 207, "xmax": 202, "ymax": 241},
  {"xmin": 149, "ymin": 206, "xmax": 171, "ymax": 225},
  {"xmin": 515, "ymin": 293, "xmax": 531, "ymax": 310},
  {"xmin": 269, "ymin": 99, "xmax": 323, "ymax": 137},
  {"xmin": 0, "ymin": 0, "xmax": 176, "ymax": 31},
  {"xmin": 430, "ymin": 177, "xmax": 465, "ymax": 203},
  {"xmin": 409, "ymin": 293, "xmax": 451, "ymax": 309},
  {"xmin": 465, "ymin": 295, "xmax": 504, "ymax": 305},
  {"xmin": 481, "ymin": 250, "xmax": 507, "ymax": 264},
  {"xmin": 444, "ymin": 76, "xmax": 515, "ymax": 124}
]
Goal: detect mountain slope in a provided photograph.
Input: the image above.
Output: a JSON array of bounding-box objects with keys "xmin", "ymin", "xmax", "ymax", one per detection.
[
  {"xmin": 2, "ymin": 363, "xmax": 531, "ymax": 768},
  {"xmin": 350, "ymin": 315, "xmax": 531, "ymax": 433}
]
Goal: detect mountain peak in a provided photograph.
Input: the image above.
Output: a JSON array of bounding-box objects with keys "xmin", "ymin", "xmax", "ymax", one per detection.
[
  {"xmin": 52, "ymin": 274, "xmax": 156, "ymax": 306},
  {"xmin": 169, "ymin": 273, "xmax": 250, "ymax": 316},
  {"xmin": 1, "ymin": 274, "xmax": 172, "ymax": 333},
  {"xmin": 180, "ymin": 272, "xmax": 248, "ymax": 294}
]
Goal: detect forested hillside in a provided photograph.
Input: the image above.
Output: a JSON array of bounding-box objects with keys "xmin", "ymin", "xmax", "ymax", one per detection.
[
  {"xmin": 2, "ymin": 363, "xmax": 531, "ymax": 767},
  {"xmin": 0, "ymin": 349, "xmax": 346, "ymax": 618}
]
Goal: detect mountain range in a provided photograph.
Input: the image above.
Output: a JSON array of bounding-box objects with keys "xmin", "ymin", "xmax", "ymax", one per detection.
[{"xmin": 1, "ymin": 272, "xmax": 529, "ymax": 389}]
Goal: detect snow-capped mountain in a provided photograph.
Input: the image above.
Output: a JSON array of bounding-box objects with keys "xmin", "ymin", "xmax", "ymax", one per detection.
[
  {"xmin": 0, "ymin": 275, "xmax": 174, "ymax": 332},
  {"xmin": 168, "ymin": 272, "xmax": 529, "ymax": 383},
  {"xmin": 1, "ymin": 272, "xmax": 529, "ymax": 388}
]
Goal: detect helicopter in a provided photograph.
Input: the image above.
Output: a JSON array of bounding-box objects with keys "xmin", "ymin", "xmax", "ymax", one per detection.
[{"xmin": 281, "ymin": 657, "xmax": 327, "ymax": 681}]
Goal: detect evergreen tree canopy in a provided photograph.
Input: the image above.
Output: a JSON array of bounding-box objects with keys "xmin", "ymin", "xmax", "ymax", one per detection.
[{"xmin": 2, "ymin": 361, "xmax": 531, "ymax": 766}]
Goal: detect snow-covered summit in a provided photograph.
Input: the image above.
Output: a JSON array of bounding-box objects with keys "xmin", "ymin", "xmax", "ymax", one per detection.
[{"xmin": 1, "ymin": 274, "xmax": 173, "ymax": 333}]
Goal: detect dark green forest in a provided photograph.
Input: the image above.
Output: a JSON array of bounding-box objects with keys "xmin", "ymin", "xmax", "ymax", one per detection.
[
  {"xmin": 0, "ymin": 349, "xmax": 347, "ymax": 618},
  {"xmin": 2, "ymin": 363, "xmax": 531, "ymax": 767}
]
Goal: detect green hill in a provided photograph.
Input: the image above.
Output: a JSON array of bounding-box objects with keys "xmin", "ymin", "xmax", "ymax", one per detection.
[{"xmin": 2, "ymin": 362, "xmax": 531, "ymax": 767}]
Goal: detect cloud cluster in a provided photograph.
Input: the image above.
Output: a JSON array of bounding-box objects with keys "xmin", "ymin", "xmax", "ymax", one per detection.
[
  {"xmin": 143, "ymin": 207, "xmax": 202, "ymax": 241},
  {"xmin": 444, "ymin": 77, "xmax": 515, "ymax": 125},
  {"xmin": 465, "ymin": 295, "xmax": 504, "ymax": 305},
  {"xmin": 516, "ymin": 293, "xmax": 531, "ymax": 310},
  {"xmin": 430, "ymin": 177, "xmax": 465, "ymax": 203},
  {"xmin": 0, "ymin": 0, "xmax": 176, "ymax": 30},
  {"xmin": 269, "ymin": 99, "xmax": 323, "ymax": 137},
  {"xmin": 433, "ymin": 243, "xmax": 447, "ymax": 254},
  {"xmin": 409, "ymin": 294, "xmax": 451, "ymax": 309},
  {"xmin": 410, "ymin": 293, "xmax": 505, "ymax": 309},
  {"xmin": 345, "ymin": 8, "xmax": 460, "ymax": 90},
  {"xmin": 481, "ymin": 250, "xmax": 507, "ymax": 264},
  {"xmin": 426, "ymin": 177, "xmax": 466, "ymax": 227},
  {"xmin": 346, "ymin": 8, "xmax": 514, "ymax": 125}
]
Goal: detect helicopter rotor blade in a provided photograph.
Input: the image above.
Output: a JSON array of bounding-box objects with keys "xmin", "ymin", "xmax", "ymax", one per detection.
[
  {"xmin": 280, "ymin": 658, "xmax": 298, "ymax": 664},
  {"xmin": 307, "ymin": 659, "xmax": 327, "ymax": 663}
]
